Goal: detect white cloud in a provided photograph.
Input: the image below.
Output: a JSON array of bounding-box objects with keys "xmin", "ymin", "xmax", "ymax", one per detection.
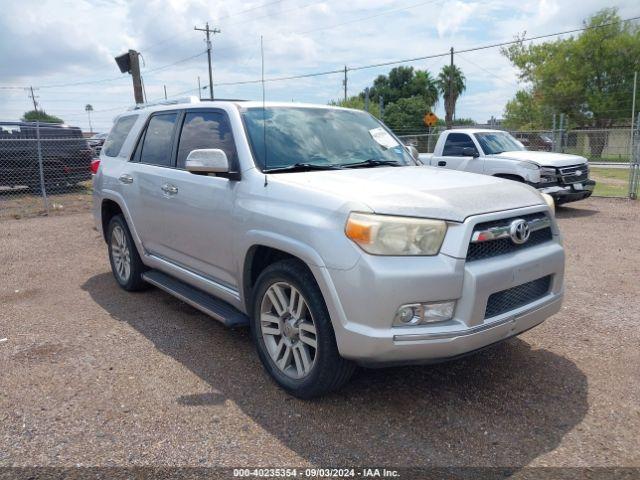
[
  {"xmin": 0, "ymin": 0, "xmax": 636, "ymax": 130},
  {"xmin": 436, "ymin": 1, "xmax": 479, "ymax": 37}
]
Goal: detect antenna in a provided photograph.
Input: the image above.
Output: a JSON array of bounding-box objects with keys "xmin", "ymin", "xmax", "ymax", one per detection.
[{"xmin": 261, "ymin": 35, "xmax": 268, "ymax": 186}]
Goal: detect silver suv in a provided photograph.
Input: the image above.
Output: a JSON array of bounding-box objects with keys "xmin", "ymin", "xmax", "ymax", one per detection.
[{"xmin": 93, "ymin": 98, "xmax": 565, "ymax": 398}]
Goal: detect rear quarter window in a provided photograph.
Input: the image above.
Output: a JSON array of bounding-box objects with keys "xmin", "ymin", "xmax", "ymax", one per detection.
[{"xmin": 103, "ymin": 115, "xmax": 138, "ymax": 157}]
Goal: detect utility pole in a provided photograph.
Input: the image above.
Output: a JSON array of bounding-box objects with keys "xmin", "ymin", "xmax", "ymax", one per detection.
[
  {"xmin": 194, "ymin": 22, "xmax": 221, "ymax": 100},
  {"xmin": 28, "ymin": 86, "xmax": 39, "ymax": 112},
  {"xmin": 447, "ymin": 47, "xmax": 454, "ymax": 129},
  {"xmin": 129, "ymin": 50, "xmax": 144, "ymax": 104},
  {"xmin": 198, "ymin": 76, "xmax": 201, "ymax": 100},
  {"xmin": 343, "ymin": 66, "xmax": 348, "ymax": 102},
  {"xmin": 164, "ymin": 85, "xmax": 167, "ymax": 100},
  {"xmin": 114, "ymin": 49, "xmax": 144, "ymax": 104}
]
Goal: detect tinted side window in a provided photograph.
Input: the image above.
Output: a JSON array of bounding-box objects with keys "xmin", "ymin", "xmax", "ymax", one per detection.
[
  {"xmin": 176, "ymin": 111, "xmax": 237, "ymax": 169},
  {"xmin": 140, "ymin": 113, "xmax": 178, "ymax": 166},
  {"xmin": 442, "ymin": 133, "xmax": 476, "ymax": 156},
  {"xmin": 103, "ymin": 115, "xmax": 138, "ymax": 157}
]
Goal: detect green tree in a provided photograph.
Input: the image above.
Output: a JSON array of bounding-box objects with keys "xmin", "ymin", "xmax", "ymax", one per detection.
[
  {"xmin": 329, "ymin": 95, "xmax": 381, "ymax": 118},
  {"xmin": 436, "ymin": 65, "xmax": 466, "ymax": 129},
  {"xmin": 502, "ymin": 90, "xmax": 549, "ymax": 130},
  {"xmin": 382, "ymin": 96, "xmax": 431, "ymax": 133},
  {"xmin": 21, "ymin": 110, "xmax": 64, "ymax": 124},
  {"xmin": 365, "ymin": 66, "xmax": 439, "ymax": 108},
  {"xmin": 502, "ymin": 8, "xmax": 640, "ymax": 156}
]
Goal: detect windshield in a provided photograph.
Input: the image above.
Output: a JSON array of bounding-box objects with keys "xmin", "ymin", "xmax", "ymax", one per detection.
[
  {"xmin": 474, "ymin": 132, "xmax": 526, "ymax": 155},
  {"xmin": 241, "ymin": 107, "xmax": 414, "ymax": 171}
]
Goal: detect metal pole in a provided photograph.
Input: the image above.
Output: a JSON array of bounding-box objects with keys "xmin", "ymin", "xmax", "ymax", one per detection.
[
  {"xmin": 35, "ymin": 121, "xmax": 49, "ymax": 214},
  {"xmin": 447, "ymin": 47, "xmax": 454, "ymax": 129},
  {"xmin": 379, "ymin": 96, "xmax": 384, "ymax": 118},
  {"xmin": 552, "ymin": 113, "xmax": 557, "ymax": 152},
  {"xmin": 364, "ymin": 87, "xmax": 370, "ymax": 112},
  {"xmin": 198, "ymin": 77, "xmax": 201, "ymax": 100},
  {"xmin": 629, "ymin": 112, "xmax": 640, "ymax": 199},
  {"xmin": 559, "ymin": 113, "xmax": 565, "ymax": 152},
  {"xmin": 343, "ymin": 66, "xmax": 347, "ymax": 102},
  {"xmin": 164, "ymin": 85, "xmax": 167, "ymax": 100},
  {"xmin": 630, "ymin": 71, "xmax": 637, "ymax": 162}
]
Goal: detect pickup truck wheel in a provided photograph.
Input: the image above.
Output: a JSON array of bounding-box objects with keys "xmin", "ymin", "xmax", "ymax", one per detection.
[
  {"xmin": 251, "ymin": 259, "xmax": 355, "ymax": 398},
  {"xmin": 107, "ymin": 215, "xmax": 147, "ymax": 292}
]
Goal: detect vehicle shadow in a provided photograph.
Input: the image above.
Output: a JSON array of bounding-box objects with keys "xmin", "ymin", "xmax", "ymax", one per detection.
[
  {"xmin": 555, "ymin": 204, "xmax": 598, "ymax": 218},
  {"xmin": 82, "ymin": 273, "xmax": 588, "ymax": 467}
]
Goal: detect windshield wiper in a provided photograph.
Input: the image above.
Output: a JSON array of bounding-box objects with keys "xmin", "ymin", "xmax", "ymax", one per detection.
[
  {"xmin": 264, "ymin": 162, "xmax": 345, "ymax": 173},
  {"xmin": 342, "ymin": 159, "xmax": 401, "ymax": 168}
]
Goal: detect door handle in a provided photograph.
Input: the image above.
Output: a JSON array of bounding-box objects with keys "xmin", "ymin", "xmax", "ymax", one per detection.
[
  {"xmin": 161, "ymin": 183, "xmax": 178, "ymax": 195},
  {"xmin": 438, "ymin": 161, "xmax": 447, "ymax": 167},
  {"xmin": 119, "ymin": 174, "xmax": 133, "ymax": 184}
]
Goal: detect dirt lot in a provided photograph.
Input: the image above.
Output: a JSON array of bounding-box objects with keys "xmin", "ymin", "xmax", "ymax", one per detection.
[{"xmin": 0, "ymin": 198, "xmax": 639, "ymax": 473}]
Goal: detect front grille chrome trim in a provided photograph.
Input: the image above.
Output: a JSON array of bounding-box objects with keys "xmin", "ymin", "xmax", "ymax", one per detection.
[{"xmin": 471, "ymin": 216, "xmax": 551, "ymax": 243}]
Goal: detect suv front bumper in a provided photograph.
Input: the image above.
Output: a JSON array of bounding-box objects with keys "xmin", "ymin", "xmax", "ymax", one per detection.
[{"xmin": 320, "ymin": 207, "xmax": 564, "ymax": 366}]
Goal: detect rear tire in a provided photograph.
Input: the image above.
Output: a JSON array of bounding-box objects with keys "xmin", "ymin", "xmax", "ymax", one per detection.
[
  {"xmin": 251, "ymin": 259, "xmax": 355, "ymax": 398},
  {"xmin": 107, "ymin": 214, "xmax": 147, "ymax": 291}
]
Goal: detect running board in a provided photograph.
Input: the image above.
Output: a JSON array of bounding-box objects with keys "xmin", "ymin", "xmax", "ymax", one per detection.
[{"xmin": 142, "ymin": 270, "xmax": 249, "ymax": 328}]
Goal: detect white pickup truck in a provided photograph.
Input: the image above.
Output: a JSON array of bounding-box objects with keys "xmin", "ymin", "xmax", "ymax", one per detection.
[{"xmin": 418, "ymin": 129, "xmax": 595, "ymax": 205}]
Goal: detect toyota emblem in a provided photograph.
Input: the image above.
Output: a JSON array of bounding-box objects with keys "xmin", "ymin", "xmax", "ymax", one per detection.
[{"xmin": 510, "ymin": 219, "xmax": 531, "ymax": 244}]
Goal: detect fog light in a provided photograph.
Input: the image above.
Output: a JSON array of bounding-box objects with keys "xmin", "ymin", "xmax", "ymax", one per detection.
[
  {"xmin": 394, "ymin": 304, "xmax": 422, "ymax": 326},
  {"xmin": 393, "ymin": 301, "xmax": 455, "ymax": 326}
]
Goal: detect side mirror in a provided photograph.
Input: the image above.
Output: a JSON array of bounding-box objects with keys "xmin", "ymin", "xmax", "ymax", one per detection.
[
  {"xmin": 462, "ymin": 147, "xmax": 479, "ymax": 158},
  {"xmin": 408, "ymin": 145, "xmax": 420, "ymax": 161},
  {"xmin": 185, "ymin": 149, "xmax": 229, "ymax": 174}
]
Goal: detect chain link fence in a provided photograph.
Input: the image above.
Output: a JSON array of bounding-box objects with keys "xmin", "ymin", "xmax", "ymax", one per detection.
[
  {"xmin": 397, "ymin": 122, "xmax": 640, "ymax": 199},
  {"xmin": 0, "ymin": 121, "xmax": 95, "ymax": 218}
]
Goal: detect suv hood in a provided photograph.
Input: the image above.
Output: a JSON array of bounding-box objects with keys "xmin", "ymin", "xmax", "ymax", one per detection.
[
  {"xmin": 490, "ymin": 150, "xmax": 587, "ymax": 167},
  {"xmin": 274, "ymin": 166, "xmax": 544, "ymax": 222}
]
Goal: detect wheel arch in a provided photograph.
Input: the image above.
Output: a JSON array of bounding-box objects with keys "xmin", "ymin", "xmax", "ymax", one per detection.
[{"xmin": 493, "ymin": 173, "xmax": 526, "ymax": 183}]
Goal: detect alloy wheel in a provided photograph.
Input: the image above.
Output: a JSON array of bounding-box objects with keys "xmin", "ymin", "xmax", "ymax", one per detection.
[
  {"xmin": 260, "ymin": 281, "xmax": 318, "ymax": 379},
  {"xmin": 111, "ymin": 225, "xmax": 131, "ymax": 283}
]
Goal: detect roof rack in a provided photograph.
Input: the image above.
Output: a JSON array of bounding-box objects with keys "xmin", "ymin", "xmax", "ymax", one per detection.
[
  {"xmin": 127, "ymin": 96, "xmax": 200, "ymax": 111},
  {"xmin": 199, "ymin": 98, "xmax": 249, "ymax": 102}
]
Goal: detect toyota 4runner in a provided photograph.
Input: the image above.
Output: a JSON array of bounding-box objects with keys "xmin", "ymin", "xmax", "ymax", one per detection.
[{"xmin": 93, "ymin": 98, "xmax": 565, "ymax": 398}]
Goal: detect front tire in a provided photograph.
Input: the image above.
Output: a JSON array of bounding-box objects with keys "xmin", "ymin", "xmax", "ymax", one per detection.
[
  {"xmin": 251, "ymin": 259, "xmax": 355, "ymax": 398},
  {"xmin": 107, "ymin": 214, "xmax": 147, "ymax": 291}
]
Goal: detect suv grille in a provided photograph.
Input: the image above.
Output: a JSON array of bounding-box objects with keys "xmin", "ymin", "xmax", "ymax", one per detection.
[
  {"xmin": 485, "ymin": 275, "xmax": 552, "ymax": 319},
  {"xmin": 466, "ymin": 213, "xmax": 553, "ymax": 262},
  {"xmin": 558, "ymin": 164, "xmax": 588, "ymax": 184}
]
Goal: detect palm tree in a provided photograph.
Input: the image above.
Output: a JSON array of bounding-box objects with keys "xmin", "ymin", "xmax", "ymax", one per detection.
[
  {"xmin": 85, "ymin": 104, "xmax": 94, "ymax": 133},
  {"xmin": 436, "ymin": 65, "xmax": 466, "ymax": 129}
]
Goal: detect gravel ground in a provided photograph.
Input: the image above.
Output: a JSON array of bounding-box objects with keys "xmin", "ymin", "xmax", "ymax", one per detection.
[{"xmin": 0, "ymin": 197, "xmax": 638, "ymax": 470}]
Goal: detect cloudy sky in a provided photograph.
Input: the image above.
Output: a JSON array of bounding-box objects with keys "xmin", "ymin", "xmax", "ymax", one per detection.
[{"xmin": 0, "ymin": 0, "xmax": 637, "ymax": 131}]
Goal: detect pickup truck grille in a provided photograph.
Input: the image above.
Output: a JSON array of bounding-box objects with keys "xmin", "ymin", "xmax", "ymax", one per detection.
[
  {"xmin": 485, "ymin": 275, "xmax": 552, "ymax": 319},
  {"xmin": 558, "ymin": 164, "xmax": 588, "ymax": 185},
  {"xmin": 466, "ymin": 213, "xmax": 553, "ymax": 262}
]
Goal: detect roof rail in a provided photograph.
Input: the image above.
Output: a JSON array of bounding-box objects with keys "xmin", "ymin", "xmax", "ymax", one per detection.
[
  {"xmin": 127, "ymin": 96, "xmax": 200, "ymax": 111},
  {"xmin": 199, "ymin": 98, "xmax": 248, "ymax": 102}
]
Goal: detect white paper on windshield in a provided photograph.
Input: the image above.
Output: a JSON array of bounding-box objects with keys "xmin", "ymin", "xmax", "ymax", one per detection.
[{"xmin": 369, "ymin": 127, "xmax": 399, "ymax": 149}]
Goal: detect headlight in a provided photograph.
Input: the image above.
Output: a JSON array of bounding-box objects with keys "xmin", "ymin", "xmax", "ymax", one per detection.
[
  {"xmin": 541, "ymin": 193, "xmax": 555, "ymax": 215},
  {"xmin": 345, "ymin": 212, "xmax": 447, "ymax": 255},
  {"xmin": 539, "ymin": 167, "xmax": 557, "ymax": 183}
]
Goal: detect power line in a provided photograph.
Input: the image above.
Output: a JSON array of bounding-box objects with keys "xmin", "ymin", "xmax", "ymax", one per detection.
[{"xmin": 142, "ymin": 51, "xmax": 207, "ymax": 74}]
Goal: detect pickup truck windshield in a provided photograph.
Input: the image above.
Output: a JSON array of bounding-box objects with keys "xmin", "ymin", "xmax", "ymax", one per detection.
[
  {"xmin": 474, "ymin": 132, "xmax": 525, "ymax": 155},
  {"xmin": 241, "ymin": 107, "xmax": 413, "ymax": 171}
]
